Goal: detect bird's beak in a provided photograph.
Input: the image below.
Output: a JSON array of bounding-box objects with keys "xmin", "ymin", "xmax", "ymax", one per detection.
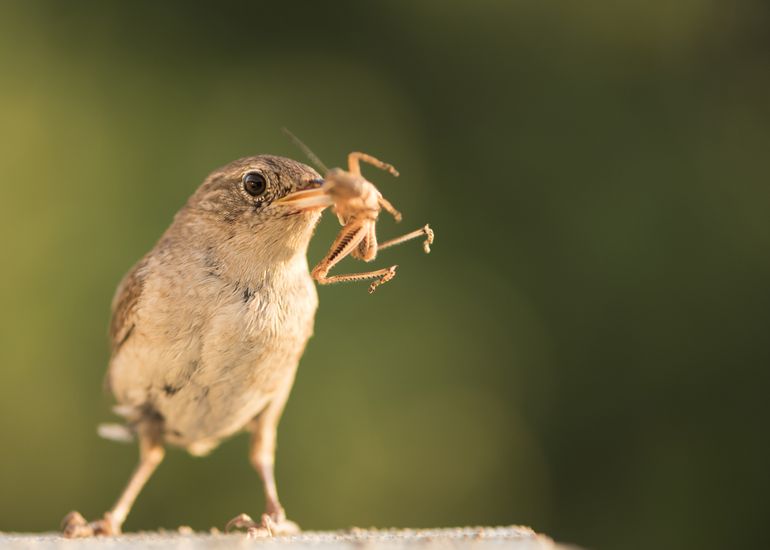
[{"xmin": 275, "ymin": 178, "xmax": 333, "ymax": 211}]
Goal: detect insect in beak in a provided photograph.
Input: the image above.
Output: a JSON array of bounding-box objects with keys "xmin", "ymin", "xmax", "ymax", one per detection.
[{"xmin": 275, "ymin": 179, "xmax": 333, "ymax": 211}]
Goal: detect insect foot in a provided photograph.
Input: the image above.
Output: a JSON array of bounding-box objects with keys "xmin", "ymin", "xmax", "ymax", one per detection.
[
  {"xmin": 422, "ymin": 224, "xmax": 435, "ymax": 254},
  {"xmin": 369, "ymin": 265, "xmax": 398, "ymax": 294}
]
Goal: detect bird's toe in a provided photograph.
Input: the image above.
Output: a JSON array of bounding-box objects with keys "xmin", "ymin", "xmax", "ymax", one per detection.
[
  {"xmin": 226, "ymin": 512, "xmax": 300, "ymax": 538},
  {"xmin": 61, "ymin": 511, "xmax": 119, "ymax": 538}
]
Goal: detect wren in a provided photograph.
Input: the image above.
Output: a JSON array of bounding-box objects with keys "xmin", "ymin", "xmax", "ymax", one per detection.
[{"xmin": 62, "ymin": 155, "xmax": 326, "ymax": 537}]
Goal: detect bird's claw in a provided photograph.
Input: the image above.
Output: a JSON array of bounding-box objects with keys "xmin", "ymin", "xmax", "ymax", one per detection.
[
  {"xmin": 61, "ymin": 511, "xmax": 119, "ymax": 538},
  {"xmin": 226, "ymin": 512, "xmax": 299, "ymax": 538}
]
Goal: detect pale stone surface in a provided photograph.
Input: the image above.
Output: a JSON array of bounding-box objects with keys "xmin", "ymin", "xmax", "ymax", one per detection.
[{"xmin": 0, "ymin": 526, "xmax": 578, "ymax": 549}]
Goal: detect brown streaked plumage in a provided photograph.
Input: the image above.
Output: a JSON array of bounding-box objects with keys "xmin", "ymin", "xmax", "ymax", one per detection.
[{"xmin": 63, "ymin": 155, "xmax": 325, "ymax": 538}]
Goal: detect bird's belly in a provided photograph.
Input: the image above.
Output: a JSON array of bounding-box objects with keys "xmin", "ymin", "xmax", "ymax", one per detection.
[
  {"xmin": 110, "ymin": 271, "xmax": 318, "ymax": 454},
  {"xmin": 157, "ymin": 342, "xmax": 294, "ymax": 453}
]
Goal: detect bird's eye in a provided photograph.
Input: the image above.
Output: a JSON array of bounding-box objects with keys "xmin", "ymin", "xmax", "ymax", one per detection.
[{"xmin": 243, "ymin": 172, "xmax": 267, "ymax": 197}]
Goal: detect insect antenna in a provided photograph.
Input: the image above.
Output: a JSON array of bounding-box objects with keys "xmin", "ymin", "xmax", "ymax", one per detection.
[{"xmin": 282, "ymin": 128, "xmax": 329, "ymax": 174}]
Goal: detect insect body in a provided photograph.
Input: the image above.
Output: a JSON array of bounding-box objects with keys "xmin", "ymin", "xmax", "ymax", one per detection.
[{"xmin": 279, "ymin": 133, "xmax": 434, "ymax": 293}]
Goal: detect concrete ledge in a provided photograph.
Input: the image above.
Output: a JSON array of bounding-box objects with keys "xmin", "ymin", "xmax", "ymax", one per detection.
[{"xmin": 1, "ymin": 526, "xmax": 577, "ymax": 549}]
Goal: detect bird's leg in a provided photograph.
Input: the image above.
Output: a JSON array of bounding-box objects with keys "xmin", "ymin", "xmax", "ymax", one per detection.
[
  {"xmin": 347, "ymin": 152, "xmax": 399, "ymax": 178},
  {"xmin": 378, "ymin": 224, "xmax": 435, "ymax": 254},
  {"xmin": 311, "ymin": 222, "xmax": 398, "ymax": 293},
  {"xmin": 226, "ymin": 376, "xmax": 299, "ymax": 538},
  {"xmin": 62, "ymin": 426, "xmax": 164, "ymax": 538}
]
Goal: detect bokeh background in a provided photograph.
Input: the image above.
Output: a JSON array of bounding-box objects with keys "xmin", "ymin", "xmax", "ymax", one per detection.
[{"xmin": 1, "ymin": 2, "xmax": 769, "ymax": 549}]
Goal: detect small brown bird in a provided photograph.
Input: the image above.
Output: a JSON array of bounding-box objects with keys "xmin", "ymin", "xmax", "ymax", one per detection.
[{"xmin": 62, "ymin": 155, "xmax": 326, "ymax": 537}]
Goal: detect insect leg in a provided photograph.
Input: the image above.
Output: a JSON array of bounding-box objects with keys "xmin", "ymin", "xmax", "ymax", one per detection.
[
  {"xmin": 348, "ymin": 152, "xmax": 399, "ymax": 178},
  {"xmin": 317, "ymin": 266, "xmax": 399, "ymax": 294},
  {"xmin": 378, "ymin": 195, "xmax": 403, "ymax": 222},
  {"xmin": 378, "ymin": 224, "xmax": 434, "ymax": 254},
  {"xmin": 351, "ymin": 222, "xmax": 378, "ymax": 262},
  {"xmin": 311, "ymin": 222, "xmax": 369, "ymax": 282},
  {"xmin": 312, "ymin": 221, "xmax": 398, "ymax": 293}
]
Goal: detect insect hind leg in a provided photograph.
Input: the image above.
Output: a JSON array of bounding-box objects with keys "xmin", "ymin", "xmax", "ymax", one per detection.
[{"xmin": 311, "ymin": 222, "xmax": 398, "ymax": 293}]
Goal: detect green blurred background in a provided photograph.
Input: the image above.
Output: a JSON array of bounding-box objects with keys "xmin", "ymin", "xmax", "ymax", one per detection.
[{"xmin": 1, "ymin": 2, "xmax": 769, "ymax": 549}]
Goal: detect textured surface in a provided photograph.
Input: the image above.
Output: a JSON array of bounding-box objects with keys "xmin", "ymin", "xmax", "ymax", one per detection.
[{"xmin": 0, "ymin": 527, "xmax": 576, "ymax": 549}]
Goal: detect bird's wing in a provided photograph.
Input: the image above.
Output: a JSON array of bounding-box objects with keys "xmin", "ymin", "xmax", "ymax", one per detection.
[
  {"xmin": 109, "ymin": 256, "xmax": 149, "ymax": 354},
  {"xmin": 103, "ymin": 256, "xmax": 149, "ymax": 396}
]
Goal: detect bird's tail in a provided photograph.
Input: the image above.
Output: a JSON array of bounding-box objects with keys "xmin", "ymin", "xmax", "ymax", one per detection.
[
  {"xmin": 97, "ymin": 404, "xmax": 138, "ymax": 443},
  {"xmin": 97, "ymin": 423, "xmax": 135, "ymax": 443}
]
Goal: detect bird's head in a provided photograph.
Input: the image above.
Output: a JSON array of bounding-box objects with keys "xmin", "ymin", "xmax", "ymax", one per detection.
[{"xmin": 179, "ymin": 155, "xmax": 331, "ymax": 264}]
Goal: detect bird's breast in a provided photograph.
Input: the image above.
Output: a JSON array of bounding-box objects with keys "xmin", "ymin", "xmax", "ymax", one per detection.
[{"xmin": 109, "ymin": 253, "xmax": 319, "ymax": 451}]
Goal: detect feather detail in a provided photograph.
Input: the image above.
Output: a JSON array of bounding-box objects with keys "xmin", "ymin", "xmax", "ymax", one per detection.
[{"xmin": 97, "ymin": 423, "xmax": 135, "ymax": 443}]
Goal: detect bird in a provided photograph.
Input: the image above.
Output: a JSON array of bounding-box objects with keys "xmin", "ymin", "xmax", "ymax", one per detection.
[{"xmin": 61, "ymin": 154, "xmax": 328, "ymax": 537}]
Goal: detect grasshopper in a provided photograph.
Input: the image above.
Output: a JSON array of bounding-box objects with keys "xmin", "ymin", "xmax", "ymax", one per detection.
[{"xmin": 279, "ymin": 130, "xmax": 434, "ymax": 293}]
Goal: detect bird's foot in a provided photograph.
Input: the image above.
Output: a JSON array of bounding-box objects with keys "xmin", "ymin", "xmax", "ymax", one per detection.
[
  {"xmin": 225, "ymin": 512, "xmax": 299, "ymax": 538},
  {"xmin": 61, "ymin": 511, "xmax": 120, "ymax": 538}
]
